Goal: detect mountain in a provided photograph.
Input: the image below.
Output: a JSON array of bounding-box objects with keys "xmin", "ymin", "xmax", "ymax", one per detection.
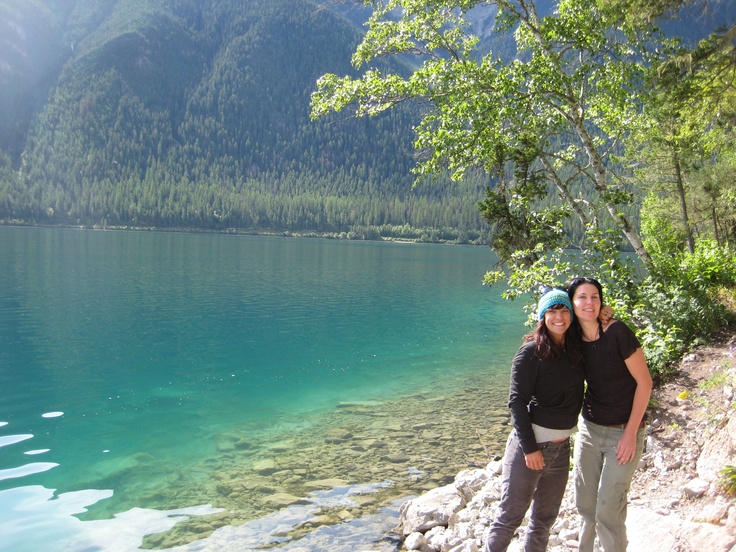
[
  {"xmin": 0, "ymin": 0, "xmax": 490, "ymax": 242},
  {"xmin": 0, "ymin": 0, "xmax": 731, "ymax": 242}
]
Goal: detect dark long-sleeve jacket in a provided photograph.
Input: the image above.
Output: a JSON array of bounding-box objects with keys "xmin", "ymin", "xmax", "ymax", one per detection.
[{"xmin": 508, "ymin": 340, "xmax": 584, "ymax": 454}]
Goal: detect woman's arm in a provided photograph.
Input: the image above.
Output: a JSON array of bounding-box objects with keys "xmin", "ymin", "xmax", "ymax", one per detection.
[
  {"xmin": 616, "ymin": 347, "xmax": 652, "ymax": 465},
  {"xmin": 508, "ymin": 344, "xmax": 540, "ymax": 456}
]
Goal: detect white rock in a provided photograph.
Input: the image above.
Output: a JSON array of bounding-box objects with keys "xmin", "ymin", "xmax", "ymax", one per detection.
[
  {"xmin": 551, "ymin": 517, "xmax": 569, "ymax": 533},
  {"xmin": 405, "ymin": 532, "xmax": 427, "ymax": 550},
  {"xmin": 398, "ymin": 484, "xmax": 467, "ymax": 536},
  {"xmin": 441, "ymin": 534, "xmax": 464, "ymax": 551},
  {"xmin": 653, "ymin": 452, "xmax": 667, "ymax": 470},
  {"xmin": 454, "ymin": 468, "xmax": 492, "ymax": 501},
  {"xmin": 424, "ymin": 525, "xmax": 447, "ymax": 550},
  {"xmin": 474, "ymin": 479, "xmax": 503, "ymax": 505},
  {"xmin": 692, "ymin": 503, "xmax": 731, "ymax": 523},
  {"xmin": 682, "ymin": 478, "xmax": 710, "ymax": 498},
  {"xmin": 446, "ymin": 540, "xmax": 478, "ymax": 552},
  {"xmin": 453, "ymin": 521, "xmax": 476, "ymax": 540},
  {"xmin": 458, "ymin": 505, "xmax": 483, "ymax": 524},
  {"xmin": 485, "ymin": 459, "xmax": 503, "ymax": 475}
]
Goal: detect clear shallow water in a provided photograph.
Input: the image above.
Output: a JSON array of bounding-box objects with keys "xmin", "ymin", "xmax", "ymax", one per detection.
[{"xmin": 0, "ymin": 227, "xmax": 526, "ymax": 551}]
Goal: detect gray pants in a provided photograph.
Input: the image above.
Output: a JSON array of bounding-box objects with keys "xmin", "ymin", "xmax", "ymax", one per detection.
[
  {"xmin": 574, "ymin": 419, "xmax": 646, "ymax": 552},
  {"xmin": 484, "ymin": 431, "xmax": 571, "ymax": 552}
]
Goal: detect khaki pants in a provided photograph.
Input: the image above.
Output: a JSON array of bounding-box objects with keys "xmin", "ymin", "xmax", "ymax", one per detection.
[{"xmin": 574, "ymin": 419, "xmax": 645, "ymax": 552}]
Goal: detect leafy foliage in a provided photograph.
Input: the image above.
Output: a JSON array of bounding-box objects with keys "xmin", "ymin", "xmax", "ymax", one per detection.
[
  {"xmin": 718, "ymin": 465, "xmax": 736, "ymax": 497},
  {"xmin": 312, "ymin": 0, "xmax": 656, "ymax": 260},
  {"xmin": 631, "ymin": 210, "xmax": 736, "ymax": 380},
  {"xmin": 311, "ymin": 0, "xmax": 736, "ymax": 378}
]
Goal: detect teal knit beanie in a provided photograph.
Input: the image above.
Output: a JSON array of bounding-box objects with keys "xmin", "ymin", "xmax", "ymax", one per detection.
[{"xmin": 537, "ymin": 288, "xmax": 573, "ymax": 321}]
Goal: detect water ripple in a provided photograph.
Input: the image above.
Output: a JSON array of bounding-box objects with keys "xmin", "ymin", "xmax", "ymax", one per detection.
[
  {"xmin": 0, "ymin": 462, "xmax": 59, "ymax": 482},
  {"xmin": 0, "ymin": 434, "xmax": 34, "ymax": 448}
]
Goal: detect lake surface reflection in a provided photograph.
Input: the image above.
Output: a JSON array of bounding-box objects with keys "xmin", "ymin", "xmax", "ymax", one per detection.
[{"xmin": 0, "ymin": 227, "xmax": 525, "ymax": 551}]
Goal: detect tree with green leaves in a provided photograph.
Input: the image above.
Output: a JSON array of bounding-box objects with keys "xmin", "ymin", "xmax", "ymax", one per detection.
[
  {"xmin": 636, "ymin": 21, "xmax": 736, "ymax": 244},
  {"xmin": 312, "ymin": 0, "xmax": 736, "ymax": 376},
  {"xmin": 312, "ymin": 0, "xmax": 654, "ymax": 262}
]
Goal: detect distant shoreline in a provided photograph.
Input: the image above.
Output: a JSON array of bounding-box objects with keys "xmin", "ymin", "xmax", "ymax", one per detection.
[{"xmin": 0, "ymin": 220, "xmax": 486, "ymax": 246}]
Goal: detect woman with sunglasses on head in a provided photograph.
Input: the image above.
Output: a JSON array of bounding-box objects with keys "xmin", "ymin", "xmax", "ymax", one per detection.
[
  {"xmin": 565, "ymin": 277, "xmax": 652, "ymax": 552},
  {"xmin": 483, "ymin": 287, "xmax": 584, "ymax": 552}
]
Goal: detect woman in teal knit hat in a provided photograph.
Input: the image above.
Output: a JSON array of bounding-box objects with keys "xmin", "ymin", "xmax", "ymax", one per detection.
[{"xmin": 484, "ymin": 287, "xmax": 584, "ymax": 552}]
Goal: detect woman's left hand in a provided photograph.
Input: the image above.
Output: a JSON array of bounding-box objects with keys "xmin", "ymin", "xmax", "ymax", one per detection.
[
  {"xmin": 525, "ymin": 450, "xmax": 545, "ymax": 470},
  {"xmin": 616, "ymin": 431, "xmax": 637, "ymax": 465}
]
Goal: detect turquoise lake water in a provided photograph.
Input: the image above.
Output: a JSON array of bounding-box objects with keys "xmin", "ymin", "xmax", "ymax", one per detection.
[{"xmin": 0, "ymin": 227, "xmax": 526, "ymax": 551}]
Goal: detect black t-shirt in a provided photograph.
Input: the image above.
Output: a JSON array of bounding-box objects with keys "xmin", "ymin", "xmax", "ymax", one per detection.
[
  {"xmin": 509, "ymin": 340, "xmax": 585, "ymax": 454},
  {"xmin": 581, "ymin": 321, "xmax": 641, "ymax": 425}
]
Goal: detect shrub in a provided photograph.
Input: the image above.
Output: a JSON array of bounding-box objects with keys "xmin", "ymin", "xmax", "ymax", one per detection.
[
  {"xmin": 718, "ymin": 465, "xmax": 736, "ymax": 497},
  {"xmin": 631, "ymin": 219, "xmax": 736, "ymax": 380}
]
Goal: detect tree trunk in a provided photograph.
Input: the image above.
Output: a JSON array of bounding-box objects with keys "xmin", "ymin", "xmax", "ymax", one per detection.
[
  {"xmin": 673, "ymin": 153, "xmax": 694, "ymax": 254},
  {"xmin": 575, "ymin": 118, "xmax": 652, "ymax": 263}
]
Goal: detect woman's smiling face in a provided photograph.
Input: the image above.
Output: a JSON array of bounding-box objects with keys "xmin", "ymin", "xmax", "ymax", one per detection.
[
  {"xmin": 571, "ymin": 283, "xmax": 601, "ymax": 323},
  {"xmin": 544, "ymin": 304, "xmax": 571, "ymax": 342}
]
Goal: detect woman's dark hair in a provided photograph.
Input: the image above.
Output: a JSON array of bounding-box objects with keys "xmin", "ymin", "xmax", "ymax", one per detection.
[{"xmin": 525, "ymin": 304, "xmax": 583, "ymax": 368}]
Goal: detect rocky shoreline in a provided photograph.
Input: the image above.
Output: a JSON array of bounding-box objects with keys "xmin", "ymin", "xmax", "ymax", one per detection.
[
  {"xmin": 94, "ymin": 331, "xmax": 736, "ymax": 551},
  {"xmin": 132, "ymin": 373, "xmax": 514, "ymax": 549},
  {"xmin": 394, "ymin": 332, "xmax": 736, "ymax": 551}
]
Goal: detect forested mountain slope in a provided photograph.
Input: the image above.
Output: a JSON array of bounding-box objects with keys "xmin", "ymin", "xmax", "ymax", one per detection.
[
  {"xmin": 0, "ymin": 0, "xmax": 731, "ymax": 242},
  {"xmin": 0, "ymin": 0, "xmax": 490, "ymax": 242}
]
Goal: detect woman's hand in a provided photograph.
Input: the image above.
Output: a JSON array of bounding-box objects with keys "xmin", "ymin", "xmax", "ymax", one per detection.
[
  {"xmin": 616, "ymin": 431, "xmax": 637, "ymax": 465},
  {"xmin": 525, "ymin": 450, "xmax": 545, "ymax": 470}
]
